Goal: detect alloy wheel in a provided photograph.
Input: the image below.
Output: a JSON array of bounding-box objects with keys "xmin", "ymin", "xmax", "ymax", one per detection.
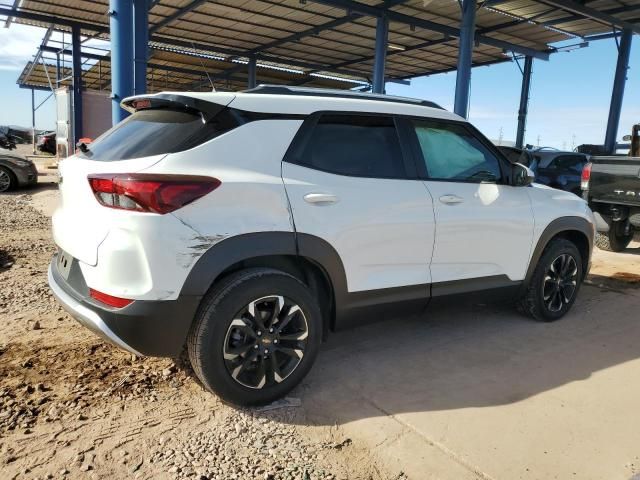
[
  {"xmin": 543, "ymin": 253, "xmax": 578, "ymax": 312},
  {"xmin": 0, "ymin": 170, "xmax": 11, "ymax": 192},
  {"xmin": 223, "ymin": 295, "xmax": 309, "ymax": 389}
]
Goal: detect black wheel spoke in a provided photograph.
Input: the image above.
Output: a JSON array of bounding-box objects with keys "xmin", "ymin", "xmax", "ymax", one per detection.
[
  {"xmin": 543, "ymin": 254, "xmax": 579, "ymax": 313},
  {"xmin": 276, "ymin": 346, "xmax": 304, "ymax": 360}
]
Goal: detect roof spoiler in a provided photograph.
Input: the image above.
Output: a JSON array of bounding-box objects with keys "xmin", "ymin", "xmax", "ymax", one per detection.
[{"xmin": 121, "ymin": 93, "xmax": 227, "ymax": 117}]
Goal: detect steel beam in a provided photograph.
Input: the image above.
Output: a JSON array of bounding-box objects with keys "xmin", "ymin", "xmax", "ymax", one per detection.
[
  {"xmin": 372, "ymin": 15, "xmax": 389, "ymax": 94},
  {"xmin": 109, "ymin": 0, "xmax": 134, "ymax": 125},
  {"xmin": 454, "ymin": 0, "xmax": 477, "ymax": 118},
  {"xmin": 247, "ymin": 56, "xmax": 257, "ymax": 89},
  {"xmin": 71, "ymin": 25, "xmax": 83, "ymax": 146},
  {"xmin": 133, "ymin": 0, "xmax": 149, "ymax": 95},
  {"xmin": 309, "ymin": 0, "xmax": 551, "ymax": 60},
  {"xmin": 515, "ymin": 56, "xmax": 533, "ymax": 149},
  {"xmin": 539, "ymin": 0, "xmax": 640, "ymax": 35},
  {"xmin": 604, "ymin": 29, "xmax": 633, "ymax": 154},
  {"xmin": 149, "ymin": 0, "xmax": 208, "ymax": 34}
]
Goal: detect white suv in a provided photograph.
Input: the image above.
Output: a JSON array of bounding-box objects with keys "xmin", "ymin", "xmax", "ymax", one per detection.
[{"xmin": 48, "ymin": 86, "xmax": 595, "ymax": 405}]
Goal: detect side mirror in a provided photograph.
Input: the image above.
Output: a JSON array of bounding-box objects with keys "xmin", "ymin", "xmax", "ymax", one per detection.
[
  {"xmin": 622, "ymin": 134, "xmax": 632, "ymax": 141},
  {"xmin": 512, "ymin": 162, "xmax": 535, "ymax": 187}
]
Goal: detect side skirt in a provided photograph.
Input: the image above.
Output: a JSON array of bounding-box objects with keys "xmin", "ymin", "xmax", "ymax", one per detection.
[{"xmin": 334, "ymin": 275, "xmax": 521, "ymax": 330}]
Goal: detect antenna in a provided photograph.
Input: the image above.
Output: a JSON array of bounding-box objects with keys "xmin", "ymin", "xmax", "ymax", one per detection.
[{"xmin": 190, "ymin": 41, "xmax": 215, "ymax": 91}]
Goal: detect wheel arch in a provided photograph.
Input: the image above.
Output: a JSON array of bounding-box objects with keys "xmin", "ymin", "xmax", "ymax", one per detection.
[
  {"xmin": 523, "ymin": 216, "xmax": 594, "ymax": 289},
  {"xmin": 180, "ymin": 232, "xmax": 346, "ymax": 337}
]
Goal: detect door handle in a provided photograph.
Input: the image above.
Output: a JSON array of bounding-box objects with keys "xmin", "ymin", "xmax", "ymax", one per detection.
[
  {"xmin": 303, "ymin": 193, "xmax": 339, "ymax": 205},
  {"xmin": 439, "ymin": 194, "xmax": 464, "ymax": 205}
]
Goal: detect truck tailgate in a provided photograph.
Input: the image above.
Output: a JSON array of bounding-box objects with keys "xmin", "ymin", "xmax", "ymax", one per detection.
[{"xmin": 589, "ymin": 157, "xmax": 640, "ymax": 206}]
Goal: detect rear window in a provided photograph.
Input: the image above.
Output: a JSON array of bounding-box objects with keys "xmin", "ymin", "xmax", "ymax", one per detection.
[{"xmin": 79, "ymin": 107, "xmax": 239, "ymax": 161}]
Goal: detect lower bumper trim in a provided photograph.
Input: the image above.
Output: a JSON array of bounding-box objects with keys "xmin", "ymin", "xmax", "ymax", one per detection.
[{"xmin": 48, "ymin": 264, "xmax": 143, "ymax": 356}]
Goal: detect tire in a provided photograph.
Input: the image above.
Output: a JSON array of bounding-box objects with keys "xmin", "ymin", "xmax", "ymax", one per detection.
[
  {"xmin": 187, "ymin": 268, "xmax": 322, "ymax": 406},
  {"xmin": 518, "ymin": 238, "xmax": 583, "ymax": 322},
  {"xmin": 0, "ymin": 166, "xmax": 16, "ymax": 193},
  {"xmin": 595, "ymin": 222, "xmax": 633, "ymax": 252}
]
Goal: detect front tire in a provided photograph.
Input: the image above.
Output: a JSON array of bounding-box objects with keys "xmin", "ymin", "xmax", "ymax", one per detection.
[
  {"xmin": 518, "ymin": 238, "xmax": 583, "ymax": 322},
  {"xmin": 595, "ymin": 222, "xmax": 633, "ymax": 252},
  {"xmin": 0, "ymin": 166, "xmax": 16, "ymax": 193},
  {"xmin": 187, "ymin": 268, "xmax": 322, "ymax": 406}
]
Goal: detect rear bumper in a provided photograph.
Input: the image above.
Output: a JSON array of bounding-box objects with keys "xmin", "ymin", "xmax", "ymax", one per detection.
[{"xmin": 48, "ymin": 256, "xmax": 201, "ymax": 357}]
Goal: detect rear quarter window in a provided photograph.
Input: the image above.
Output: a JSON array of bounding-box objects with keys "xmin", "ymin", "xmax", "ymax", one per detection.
[{"xmin": 79, "ymin": 107, "xmax": 239, "ymax": 161}]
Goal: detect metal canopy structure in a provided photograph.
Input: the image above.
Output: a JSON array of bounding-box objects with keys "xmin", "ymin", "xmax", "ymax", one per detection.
[
  {"xmin": 17, "ymin": 42, "xmax": 367, "ymax": 93},
  {"xmin": 2, "ymin": 0, "xmax": 639, "ymax": 151}
]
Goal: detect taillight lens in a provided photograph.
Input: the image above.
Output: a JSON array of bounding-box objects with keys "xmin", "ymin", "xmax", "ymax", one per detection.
[
  {"xmin": 88, "ymin": 174, "xmax": 220, "ymax": 214},
  {"xmin": 581, "ymin": 162, "xmax": 592, "ymax": 191},
  {"xmin": 89, "ymin": 288, "xmax": 133, "ymax": 308}
]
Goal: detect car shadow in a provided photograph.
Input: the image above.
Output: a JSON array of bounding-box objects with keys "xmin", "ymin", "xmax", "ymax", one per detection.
[{"xmin": 276, "ymin": 284, "xmax": 640, "ymax": 426}]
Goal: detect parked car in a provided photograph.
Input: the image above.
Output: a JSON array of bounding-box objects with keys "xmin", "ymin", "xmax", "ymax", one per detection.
[
  {"xmin": 0, "ymin": 148, "xmax": 38, "ymax": 192},
  {"xmin": 37, "ymin": 131, "xmax": 56, "ymax": 155},
  {"xmin": 48, "ymin": 86, "xmax": 595, "ymax": 406},
  {"xmin": 497, "ymin": 146, "xmax": 589, "ymax": 196},
  {"xmin": 582, "ymin": 124, "xmax": 640, "ymax": 251}
]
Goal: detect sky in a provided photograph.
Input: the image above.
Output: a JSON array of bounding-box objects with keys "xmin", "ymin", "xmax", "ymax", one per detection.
[{"xmin": 0, "ymin": 23, "xmax": 638, "ymax": 148}]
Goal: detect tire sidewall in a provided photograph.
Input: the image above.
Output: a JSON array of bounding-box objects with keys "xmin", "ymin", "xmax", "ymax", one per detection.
[
  {"xmin": 0, "ymin": 166, "xmax": 15, "ymax": 193},
  {"xmin": 190, "ymin": 270, "xmax": 322, "ymax": 406},
  {"xmin": 533, "ymin": 240, "xmax": 583, "ymax": 321}
]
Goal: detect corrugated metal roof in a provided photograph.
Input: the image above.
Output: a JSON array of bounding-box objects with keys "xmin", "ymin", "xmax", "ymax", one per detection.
[
  {"xmin": 6, "ymin": 0, "xmax": 640, "ymax": 83},
  {"xmin": 17, "ymin": 44, "xmax": 366, "ymax": 92}
]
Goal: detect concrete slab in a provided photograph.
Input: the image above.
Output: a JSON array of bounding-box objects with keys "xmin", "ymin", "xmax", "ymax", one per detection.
[{"xmin": 302, "ymin": 246, "xmax": 640, "ymax": 480}]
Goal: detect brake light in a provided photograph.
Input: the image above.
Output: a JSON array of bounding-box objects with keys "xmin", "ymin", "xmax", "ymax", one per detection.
[
  {"xmin": 89, "ymin": 288, "xmax": 133, "ymax": 308},
  {"xmin": 88, "ymin": 174, "xmax": 220, "ymax": 214},
  {"xmin": 581, "ymin": 162, "xmax": 592, "ymax": 191}
]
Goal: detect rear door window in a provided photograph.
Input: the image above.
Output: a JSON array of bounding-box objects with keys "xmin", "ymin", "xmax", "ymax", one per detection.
[
  {"xmin": 549, "ymin": 155, "xmax": 587, "ymax": 172},
  {"xmin": 79, "ymin": 107, "xmax": 239, "ymax": 161},
  {"xmin": 296, "ymin": 114, "xmax": 406, "ymax": 179}
]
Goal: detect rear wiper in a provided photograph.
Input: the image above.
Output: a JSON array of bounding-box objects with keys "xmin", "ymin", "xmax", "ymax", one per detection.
[{"xmin": 76, "ymin": 141, "xmax": 90, "ymax": 154}]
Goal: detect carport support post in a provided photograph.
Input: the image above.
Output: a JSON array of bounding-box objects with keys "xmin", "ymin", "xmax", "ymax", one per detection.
[
  {"xmin": 248, "ymin": 56, "xmax": 257, "ymax": 89},
  {"xmin": 31, "ymin": 89, "xmax": 36, "ymax": 155},
  {"xmin": 133, "ymin": 0, "xmax": 149, "ymax": 96},
  {"xmin": 454, "ymin": 0, "xmax": 477, "ymax": 118},
  {"xmin": 71, "ymin": 24, "xmax": 83, "ymax": 147},
  {"xmin": 515, "ymin": 56, "xmax": 533, "ymax": 149},
  {"xmin": 109, "ymin": 0, "xmax": 134, "ymax": 125},
  {"xmin": 604, "ymin": 28, "xmax": 632, "ymax": 154},
  {"xmin": 372, "ymin": 15, "xmax": 388, "ymax": 94}
]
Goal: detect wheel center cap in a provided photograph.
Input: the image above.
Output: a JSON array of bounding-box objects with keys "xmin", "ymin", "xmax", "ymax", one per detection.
[{"xmin": 261, "ymin": 335, "xmax": 274, "ymax": 346}]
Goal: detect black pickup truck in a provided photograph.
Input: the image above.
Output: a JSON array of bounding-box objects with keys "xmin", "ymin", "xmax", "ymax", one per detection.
[{"xmin": 582, "ymin": 133, "xmax": 640, "ymax": 251}]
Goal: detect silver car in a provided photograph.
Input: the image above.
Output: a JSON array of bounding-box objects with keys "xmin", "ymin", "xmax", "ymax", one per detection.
[{"xmin": 0, "ymin": 149, "xmax": 38, "ymax": 192}]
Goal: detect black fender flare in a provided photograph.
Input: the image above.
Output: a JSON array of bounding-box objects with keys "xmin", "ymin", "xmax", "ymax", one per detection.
[
  {"xmin": 523, "ymin": 216, "xmax": 594, "ymax": 288},
  {"xmin": 180, "ymin": 231, "xmax": 299, "ymax": 296}
]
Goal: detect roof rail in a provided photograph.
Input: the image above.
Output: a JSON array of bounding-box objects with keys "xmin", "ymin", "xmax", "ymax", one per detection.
[{"xmin": 243, "ymin": 85, "xmax": 444, "ymax": 110}]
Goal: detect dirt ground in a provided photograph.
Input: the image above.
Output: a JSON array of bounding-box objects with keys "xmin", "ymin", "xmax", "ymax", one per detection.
[
  {"xmin": 2, "ymin": 179, "xmax": 640, "ymax": 480},
  {"xmin": 0, "ymin": 187, "xmax": 390, "ymax": 480}
]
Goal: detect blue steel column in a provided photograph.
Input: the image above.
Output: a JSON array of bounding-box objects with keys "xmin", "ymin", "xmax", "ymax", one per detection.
[
  {"xmin": 133, "ymin": 0, "xmax": 149, "ymax": 95},
  {"xmin": 604, "ymin": 28, "xmax": 633, "ymax": 154},
  {"xmin": 515, "ymin": 56, "xmax": 533, "ymax": 149},
  {"xmin": 71, "ymin": 24, "xmax": 83, "ymax": 145},
  {"xmin": 109, "ymin": 0, "xmax": 134, "ymax": 125},
  {"xmin": 454, "ymin": 0, "xmax": 477, "ymax": 118},
  {"xmin": 248, "ymin": 56, "xmax": 257, "ymax": 89},
  {"xmin": 372, "ymin": 15, "xmax": 389, "ymax": 94}
]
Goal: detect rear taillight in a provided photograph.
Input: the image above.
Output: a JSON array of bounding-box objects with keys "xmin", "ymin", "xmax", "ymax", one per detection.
[
  {"xmin": 581, "ymin": 162, "xmax": 592, "ymax": 191},
  {"xmin": 88, "ymin": 174, "xmax": 220, "ymax": 214},
  {"xmin": 89, "ymin": 288, "xmax": 133, "ymax": 308}
]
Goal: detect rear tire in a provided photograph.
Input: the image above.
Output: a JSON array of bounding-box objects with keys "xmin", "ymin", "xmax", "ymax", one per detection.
[
  {"xmin": 187, "ymin": 268, "xmax": 322, "ymax": 406},
  {"xmin": 518, "ymin": 238, "xmax": 583, "ymax": 322},
  {"xmin": 595, "ymin": 222, "xmax": 633, "ymax": 252},
  {"xmin": 0, "ymin": 166, "xmax": 16, "ymax": 193}
]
